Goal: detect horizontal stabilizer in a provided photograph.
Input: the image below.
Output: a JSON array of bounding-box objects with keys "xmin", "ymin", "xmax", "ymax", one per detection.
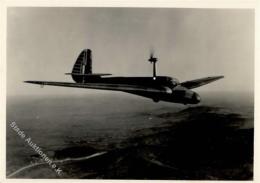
[{"xmin": 65, "ymin": 73, "xmax": 112, "ymax": 76}]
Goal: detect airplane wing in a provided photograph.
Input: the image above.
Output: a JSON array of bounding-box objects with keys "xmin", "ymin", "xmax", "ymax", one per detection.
[
  {"xmin": 180, "ymin": 76, "xmax": 224, "ymax": 89},
  {"xmin": 24, "ymin": 81, "xmax": 172, "ymax": 94}
]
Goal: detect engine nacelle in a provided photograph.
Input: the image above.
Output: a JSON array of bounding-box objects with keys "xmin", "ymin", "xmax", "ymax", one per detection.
[{"xmin": 171, "ymin": 85, "xmax": 201, "ymax": 104}]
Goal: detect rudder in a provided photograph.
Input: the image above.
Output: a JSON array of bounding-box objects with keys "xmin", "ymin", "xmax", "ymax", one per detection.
[
  {"xmin": 71, "ymin": 49, "xmax": 92, "ymax": 82},
  {"xmin": 67, "ymin": 49, "xmax": 111, "ymax": 83}
]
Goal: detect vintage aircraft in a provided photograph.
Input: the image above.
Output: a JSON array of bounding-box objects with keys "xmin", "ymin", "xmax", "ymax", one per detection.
[{"xmin": 25, "ymin": 49, "xmax": 224, "ymax": 104}]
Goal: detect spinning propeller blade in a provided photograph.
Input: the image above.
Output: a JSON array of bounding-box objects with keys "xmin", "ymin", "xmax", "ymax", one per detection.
[{"xmin": 148, "ymin": 49, "xmax": 158, "ymax": 79}]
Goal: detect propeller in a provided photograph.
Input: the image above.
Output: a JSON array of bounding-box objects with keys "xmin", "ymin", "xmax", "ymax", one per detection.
[
  {"xmin": 148, "ymin": 49, "xmax": 158, "ymax": 79},
  {"xmin": 148, "ymin": 48, "xmax": 157, "ymax": 63}
]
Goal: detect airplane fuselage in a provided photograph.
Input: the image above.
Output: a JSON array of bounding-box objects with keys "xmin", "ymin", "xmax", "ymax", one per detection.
[{"xmin": 73, "ymin": 75, "xmax": 201, "ymax": 104}]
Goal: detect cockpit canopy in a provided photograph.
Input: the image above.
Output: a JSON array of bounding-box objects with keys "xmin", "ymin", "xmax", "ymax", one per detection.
[{"xmin": 154, "ymin": 76, "xmax": 179, "ymax": 88}]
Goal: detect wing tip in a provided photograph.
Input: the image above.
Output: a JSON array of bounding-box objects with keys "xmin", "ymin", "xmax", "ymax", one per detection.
[
  {"xmin": 24, "ymin": 81, "xmax": 43, "ymax": 85},
  {"xmin": 215, "ymin": 75, "xmax": 224, "ymax": 80}
]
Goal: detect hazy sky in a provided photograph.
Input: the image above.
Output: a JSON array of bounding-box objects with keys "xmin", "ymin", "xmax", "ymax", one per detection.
[{"xmin": 7, "ymin": 7, "xmax": 254, "ymax": 96}]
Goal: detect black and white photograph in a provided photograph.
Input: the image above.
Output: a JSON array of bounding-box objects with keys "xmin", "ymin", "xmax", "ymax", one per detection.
[{"xmin": 4, "ymin": 3, "xmax": 255, "ymax": 180}]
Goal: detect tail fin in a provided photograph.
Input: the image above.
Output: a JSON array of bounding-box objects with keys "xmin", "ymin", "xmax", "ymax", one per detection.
[
  {"xmin": 72, "ymin": 49, "xmax": 92, "ymax": 75},
  {"xmin": 67, "ymin": 49, "xmax": 111, "ymax": 83},
  {"xmin": 70, "ymin": 49, "xmax": 92, "ymax": 83}
]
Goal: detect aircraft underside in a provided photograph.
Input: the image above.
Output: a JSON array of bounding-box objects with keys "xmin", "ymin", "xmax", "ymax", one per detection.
[{"xmin": 125, "ymin": 89, "xmax": 201, "ymax": 104}]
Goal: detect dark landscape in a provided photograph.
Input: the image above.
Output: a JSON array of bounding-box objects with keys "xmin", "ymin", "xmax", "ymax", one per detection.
[{"xmin": 6, "ymin": 91, "xmax": 254, "ymax": 179}]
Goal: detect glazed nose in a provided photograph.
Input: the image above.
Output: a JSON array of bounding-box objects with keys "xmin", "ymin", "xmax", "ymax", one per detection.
[{"xmin": 192, "ymin": 93, "xmax": 201, "ymax": 104}]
